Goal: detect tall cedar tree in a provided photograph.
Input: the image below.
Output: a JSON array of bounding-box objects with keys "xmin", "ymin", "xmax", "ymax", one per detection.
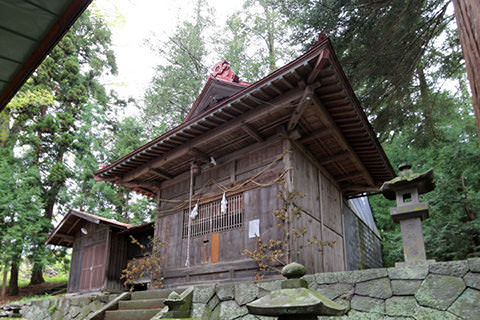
[
  {"xmin": 3, "ymin": 10, "xmax": 116, "ymax": 285},
  {"xmin": 280, "ymin": 0, "xmax": 459, "ymax": 139},
  {"xmin": 143, "ymin": 0, "xmax": 212, "ymax": 133}
]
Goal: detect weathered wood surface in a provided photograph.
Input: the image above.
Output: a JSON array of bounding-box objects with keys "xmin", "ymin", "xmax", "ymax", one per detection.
[
  {"xmin": 453, "ymin": 0, "xmax": 480, "ymax": 143},
  {"xmin": 290, "ymin": 146, "xmax": 346, "ymax": 274}
]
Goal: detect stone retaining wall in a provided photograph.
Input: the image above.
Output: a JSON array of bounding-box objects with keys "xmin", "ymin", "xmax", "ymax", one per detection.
[
  {"xmin": 190, "ymin": 258, "xmax": 480, "ymax": 320},
  {"xmin": 15, "ymin": 258, "xmax": 480, "ymax": 319},
  {"xmin": 19, "ymin": 293, "xmax": 116, "ymax": 320}
]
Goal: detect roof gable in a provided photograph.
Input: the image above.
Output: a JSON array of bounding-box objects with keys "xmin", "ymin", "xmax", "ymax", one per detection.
[
  {"xmin": 183, "ymin": 60, "xmax": 249, "ymax": 122},
  {"xmin": 45, "ymin": 209, "xmax": 132, "ymax": 247}
]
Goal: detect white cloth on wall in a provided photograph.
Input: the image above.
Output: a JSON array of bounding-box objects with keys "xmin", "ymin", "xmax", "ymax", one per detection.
[
  {"xmin": 221, "ymin": 192, "xmax": 227, "ymax": 214},
  {"xmin": 190, "ymin": 203, "xmax": 199, "ymax": 219}
]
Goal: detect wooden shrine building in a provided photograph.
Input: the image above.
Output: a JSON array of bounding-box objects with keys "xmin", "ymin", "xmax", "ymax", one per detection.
[
  {"xmin": 94, "ymin": 36, "xmax": 395, "ymax": 288},
  {"xmin": 46, "ymin": 209, "xmax": 154, "ymax": 293}
]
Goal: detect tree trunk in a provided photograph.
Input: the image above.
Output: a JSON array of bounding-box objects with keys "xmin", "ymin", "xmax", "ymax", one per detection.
[
  {"xmin": 1, "ymin": 265, "xmax": 7, "ymax": 298},
  {"xmin": 30, "ymin": 262, "xmax": 45, "ymax": 285},
  {"xmin": 453, "ymin": 0, "xmax": 480, "ymax": 144},
  {"xmin": 7, "ymin": 261, "xmax": 19, "ymax": 296}
]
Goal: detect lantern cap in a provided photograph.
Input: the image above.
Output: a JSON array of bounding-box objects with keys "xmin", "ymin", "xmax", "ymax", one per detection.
[
  {"xmin": 381, "ymin": 165, "xmax": 435, "ymax": 200},
  {"xmin": 247, "ymin": 262, "xmax": 346, "ymax": 317}
]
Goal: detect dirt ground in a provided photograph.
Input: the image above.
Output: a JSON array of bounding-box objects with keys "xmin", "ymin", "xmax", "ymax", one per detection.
[{"xmin": 0, "ymin": 281, "xmax": 66, "ymax": 305}]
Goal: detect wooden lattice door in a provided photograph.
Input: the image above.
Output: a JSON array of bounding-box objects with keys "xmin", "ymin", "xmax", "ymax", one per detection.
[{"xmin": 80, "ymin": 243, "xmax": 106, "ymax": 291}]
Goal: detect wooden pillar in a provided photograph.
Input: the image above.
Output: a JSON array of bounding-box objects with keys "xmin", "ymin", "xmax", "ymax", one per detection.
[
  {"xmin": 453, "ymin": 0, "xmax": 480, "ymax": 143},
  {"xmin": 283, "ymin": 138, "xmax": 294, "ymax": 264}
]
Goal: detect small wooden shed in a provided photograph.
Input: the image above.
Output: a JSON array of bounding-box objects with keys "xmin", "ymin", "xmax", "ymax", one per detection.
[
  {"xmin": 46, "ymin": 209, "xmax": 154, "ymax": 293},
  {"xmin": 94, "ymin": 36, "xmax": 395, "ymax": 287}
]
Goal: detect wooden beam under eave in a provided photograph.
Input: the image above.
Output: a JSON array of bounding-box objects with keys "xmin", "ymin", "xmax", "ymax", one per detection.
[
  {"xmin": 241, "ymin": 123, "xmax": 263, "ymax": 142},
  {"xmin": 287, "ymin": 86, "xmax": 314, "ymax": 131},
  {"xmin": 341, "ymin": 184, "xmax": 380, "ymax": 194},
  {"xmin": 118, "ymin": 180, "xmax": 159, "ymax": 191},
  {"xmin": 299, "ymin": 127, "xmax": 333, "ymax": 144},
  {"xmin": 56, "ymin": 233, "xmax": 74, "ymax": 243},
  {"xmin": 121, "ymin": 88, "xmax": 305, "ymax": 182},
  {"xmin": 335, "ymin": 172, "xmax": 364, "ymax": 182},
  {"xmin": 189, "ymin": 147, "xmax": 210, "ymax": 162},
  {"xmin": 311, "ymin": 95, "xmax": 375, "ymax": 186},
  {"xmin": 319, "ymin": 151, "xmax": 350, "ymax": 165},
  {"xmin": 150, "ymin": 168, "xmax": 172, "ymax": 180}
]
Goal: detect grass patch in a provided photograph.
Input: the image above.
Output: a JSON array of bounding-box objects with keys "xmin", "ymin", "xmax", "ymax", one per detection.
[
  {"xmin": 9, "ymin": 294, "xmax": 56, "ymax": 304},
  {"xmin": 1, "ymin": 274, "xmax": 68, "ymax": 289}
]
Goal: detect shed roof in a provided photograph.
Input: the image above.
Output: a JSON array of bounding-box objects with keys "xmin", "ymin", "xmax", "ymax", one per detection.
[
  {"xmin": 95, "ymin": 36, "xmax": 395, "ymax": 197},
  {"xmin": 0, "ymin": 0, "xmax": 92, "ymax": 112},
  {"xmin": 45, "ymin": 209, "xmax": 132, "ymax": 247}
]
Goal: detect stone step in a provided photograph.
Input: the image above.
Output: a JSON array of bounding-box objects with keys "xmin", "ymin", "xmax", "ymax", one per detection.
[
  {"xmin": 104, "ymin": 308, "xmax": 163, "ymax": 320},
  {"xmin": 131, "ymin": 288, "xmax": 180, "ymax": 300},
  {"xmin": 118, "ymin": 298, "xmax": 165, "ymax": 310}
]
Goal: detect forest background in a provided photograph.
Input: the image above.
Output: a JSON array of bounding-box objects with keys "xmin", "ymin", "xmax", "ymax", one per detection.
[{"xmin": 0, "ymin": 0, "xmax": 478, "ymax": 297}]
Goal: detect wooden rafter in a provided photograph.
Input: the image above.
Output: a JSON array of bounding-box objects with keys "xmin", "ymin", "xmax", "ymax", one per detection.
[
  {"xmin": 287, "ymin": 86, "xmax": 314, "ymax": 131},
  {"xmin": 241, "ymin": 122, "xmax": 263, "ymax": 142},
  {"xmin": 300, "ymin": 127, "xmax": 333, "ymax": 144},
  {"xmin": 335, "ymin": 172, "xmax": 364, "ymax": 182},
  {"xmin": 307, "ymin": 49, "xmax": 330, "ymax": 84},
  {"xmin": 319, "ymin": 151, "xmax": 350, "ymax": 165},
  {"xmin": 120, "ymin": 88, "xmax": 305, "ymax": 182},
  {"xmin": 311, "ymin": 95, "xmax": 375, "ymax": 186},
  {"xmin": 149, "ymin": 168, "xmax": 172, "ymax": 180},
  {"xmin": 56, "ymin": 233, "xmax": 74, "ymax": 242},
  {"xmin": 189, "ymin": 147, "xmax": 210, "ymax": 162}
]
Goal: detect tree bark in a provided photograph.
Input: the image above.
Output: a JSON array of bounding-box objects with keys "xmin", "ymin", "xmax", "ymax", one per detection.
[
  {"xmin": 7, "ymin": 261, "xmax": 19, "ymax": 296},
  {"xmin": 453, "ymin": 0, "xmax": 480, "ymax": 144},
  {"xmin": 1, "ymin": 265, "xmax": 7, "ymax": 299},
  {"xmin": 30, "ymin": 263, "xmax": 45, "ymax": 285}
]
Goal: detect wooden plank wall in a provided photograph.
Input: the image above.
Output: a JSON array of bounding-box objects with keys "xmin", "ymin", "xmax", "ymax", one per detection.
[
  {"xmin": 290, "ymin": 144, "xmax": 346, "ymax": 273},
  {"xmin": 155, "ymin": 138, "xmax": 285, "ymax": 286},
  {"xmin": 105, "ymin": 232, "xmax": 127, "ymax": 292},
  {"xmin": 67, "ymin": 223, "xmax": 110, "ymax": 293}
]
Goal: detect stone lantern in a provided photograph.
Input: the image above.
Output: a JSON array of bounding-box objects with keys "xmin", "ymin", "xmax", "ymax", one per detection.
[
  {"xmin": 381, "ymin": 163, "xmax": 435, "ymax": 266},
  {"xmin": 246, "ymin": 262, "xmax": 346, "ymax": 319}
]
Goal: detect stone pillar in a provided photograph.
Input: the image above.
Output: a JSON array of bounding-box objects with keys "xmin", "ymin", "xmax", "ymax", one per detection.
[
  {"xmin": 399, "ymin": 218, "xmax": 426, "ymax": 262},
  {"xmin": 381, "ymin": 163, "xmax": 435, "ymax": 266}
]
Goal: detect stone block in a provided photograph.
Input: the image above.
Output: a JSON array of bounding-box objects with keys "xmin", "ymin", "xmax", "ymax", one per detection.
[
  {"xmin": 385, "ymin": 296, "xmax": 416, "ymax": 317},
  {"xmin": 391, "ymin": 279, "xmax": 422, "ymax": 295},
  {"xmin": 429, "ymin": 261, "xmax": 469, "ymax": 277},
  {"xmin": 207, "ymin": 294, "xmax": 220, "ymax": 311},
  {"xmin": 351, "ymin": 295, "xmax": 385, "ymax": 313},
  {"xmin": 415, "ymin": 306, "xmax": 461, "ymax": 320},
  {"xmin": 355, "ymin": 277, "xmax": 392, "ymax": 299},
  {"xmin": 191, "ymin": 302, "xmax": 207, "ymax": 318},
  {"xmin": 468, "ymin": 258, "xmax": 480, "ymax": 273},
  {"xmin": 448, "ymin": 288, "xmax": 480, "ymax": 319},
  {"xmin": 302, "ymin": 274, "xmax": 317, "ymax": 290},
  {"xmin": 387, "ymin": 265, "xmax": 428, "ymax": 280},
  {"xmin": 256, "ymin": 279, "xmax": 281, "ymax": 293},
  {"xmin": 235, "ymin": 282, "xmax": 258, "ymax": 305},
  {"xmin": 219, "ymin": 300, "xmax": 248, "ymax": 320},
  {"xmin": 464, "ymin": 272, "xmax": 480, "ymax": 290},
  {"xmin": 315, "ymin": 271, "xmax": 340, "ymax": 284},
  {"xmin": 316, "ymin": 283, "xmax": 354, "ymax": 300},
  {"xmin": 216, "ymin": 283, "xmax": 235, "ymax": 301},
  {"xmin": 415, "ymin": 274, "xmax": 466, "ymax": 310},
  {"xmin": 193, "ymin": 285, "xmax": 215, "ymax": 303},
  {"xmin": 337, "ymin": 268, "xmax": 387, "ymax": 284}
]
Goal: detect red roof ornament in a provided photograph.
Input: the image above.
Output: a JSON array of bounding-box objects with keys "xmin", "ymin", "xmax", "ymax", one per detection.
[{"xmin": 211, "ymin": 60, "xmax": 240, "ymax": 83}]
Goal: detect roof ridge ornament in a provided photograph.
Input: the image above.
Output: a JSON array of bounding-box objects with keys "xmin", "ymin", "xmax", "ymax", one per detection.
[{"xmin": 211, "ymin": 60, "xmax": 240, "ymax": 83}]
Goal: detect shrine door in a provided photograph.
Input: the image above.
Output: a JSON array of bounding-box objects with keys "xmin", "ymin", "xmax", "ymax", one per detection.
[{"xmin": 79, "ymin": 243, "xmax": 106, "ymax": 291}]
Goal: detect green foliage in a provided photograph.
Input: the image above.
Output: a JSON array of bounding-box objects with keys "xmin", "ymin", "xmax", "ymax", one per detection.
[
  {"xmin": 280, "ymin": 0, "xmax": 459, "ymax": 138},
  {"xmin": 370, "ymin": 91, "xmax": 480, "ymax": 266},
  {"xmin": 143, "ymin": 0, "xmax": 212, "ymax": 133}
]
